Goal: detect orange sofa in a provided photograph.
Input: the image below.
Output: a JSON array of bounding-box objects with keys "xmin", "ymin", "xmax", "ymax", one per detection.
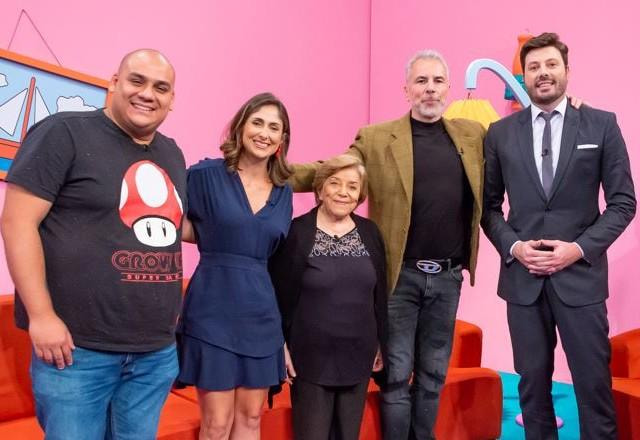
[
  {"xmin": 0, "ymin": 294, "xmax": 202, "ymax": 440},
  {"xmin": 1, "ymin": 294, "xmax": 501, "ymax": 439},
  {"xmin": 610, "ymin": 328, "xmax": 640, "ymax": 440}
]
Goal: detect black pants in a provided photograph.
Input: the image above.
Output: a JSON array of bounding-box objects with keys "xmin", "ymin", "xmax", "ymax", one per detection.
[
  {"xmin": 291, "ymin": 378, "xmax": 369, "ymax": 440},
  {"xmin": 507, "ymin": 279, "xmax": 617, "ymax": 440}
]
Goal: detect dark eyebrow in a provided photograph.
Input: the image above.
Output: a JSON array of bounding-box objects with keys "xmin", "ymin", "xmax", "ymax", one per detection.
[
  {"xmin": 250, "ymin": 116, "xmax": 282, "ymax": 128},
  {"xmin": 415, "ymin": 75, "xmax": 445, "ymax": 81},
  {"xmin": 128, "ymin": 72, "xmax": 172, "ymax": 89},
  {"xmin": 154, "ymin": 80, "xmax": 172, "ymax": 89}
]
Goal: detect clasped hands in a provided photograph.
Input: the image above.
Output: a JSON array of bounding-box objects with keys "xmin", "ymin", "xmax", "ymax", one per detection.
[{"xmin": 513, "ymin": 239, "xmax": 583, "ymax": 275}]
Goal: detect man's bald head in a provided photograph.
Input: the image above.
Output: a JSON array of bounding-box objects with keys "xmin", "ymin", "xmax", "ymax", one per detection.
[{"xmin": 118, "ymin": 49, "xmax": 175, "ymax": 82}]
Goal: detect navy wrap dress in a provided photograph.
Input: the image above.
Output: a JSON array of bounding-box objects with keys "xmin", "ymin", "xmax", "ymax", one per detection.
[{"xmin": 177, "ymin": 158, "xmax": 292, "ymax": 390}]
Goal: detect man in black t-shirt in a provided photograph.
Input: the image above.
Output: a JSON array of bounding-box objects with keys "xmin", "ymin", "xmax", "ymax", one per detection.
[{"xmin": 1, "ymin": 49, "xmax": 186, "ymax": 439}]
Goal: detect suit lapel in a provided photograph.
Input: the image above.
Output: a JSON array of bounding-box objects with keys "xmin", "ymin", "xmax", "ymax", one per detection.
[
  {"xmin": 388, "ymin": 115, "xmax": 414, "ymax": 201},
  {"xmin": 548, "ymin": 104, "xmax": 579, "ymax": 201},
  {"xmin": 517, "ymin": 107, "xmax": 547, "ymax": 202}
]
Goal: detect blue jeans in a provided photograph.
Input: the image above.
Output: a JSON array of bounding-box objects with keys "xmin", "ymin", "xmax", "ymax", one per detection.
[
  {"xmin": 31, "ymin": 344, "xmax": 178, "ymax": 440},
  {"xmin": 380, "ymin": 265, "xmax": 462, "ymax": 440}
]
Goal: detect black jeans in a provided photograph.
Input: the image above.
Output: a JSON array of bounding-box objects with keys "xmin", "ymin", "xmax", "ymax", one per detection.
[{"xmin": 380, "ymin": 264, "xmax": 462, "ymax": 440}]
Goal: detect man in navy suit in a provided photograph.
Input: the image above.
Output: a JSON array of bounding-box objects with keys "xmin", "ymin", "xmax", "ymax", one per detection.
[{"xmin": 482, "ymin": 32, "xmax": 635, "ymax": 439}]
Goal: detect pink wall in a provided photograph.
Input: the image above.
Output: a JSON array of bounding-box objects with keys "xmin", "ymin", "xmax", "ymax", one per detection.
[{"xmin": 1, "ymin": 0, "xmax": 639, "ymax": 382}]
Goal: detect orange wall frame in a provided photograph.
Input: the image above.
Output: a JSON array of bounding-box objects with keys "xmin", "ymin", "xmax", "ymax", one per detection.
[{"xmin": 0, "ymin": 48, "xmax": 110, "ymax": 180}]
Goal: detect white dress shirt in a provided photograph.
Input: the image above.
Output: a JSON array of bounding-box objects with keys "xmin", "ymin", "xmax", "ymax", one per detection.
[{"xmin": 530, "ymin": 96, "xmax": 567, "ymax": 182}]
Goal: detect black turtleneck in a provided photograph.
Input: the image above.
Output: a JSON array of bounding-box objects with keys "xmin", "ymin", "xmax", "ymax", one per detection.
[{"xmin": 403, "ymin": 117, "xmax": 472, "ymax": 262}]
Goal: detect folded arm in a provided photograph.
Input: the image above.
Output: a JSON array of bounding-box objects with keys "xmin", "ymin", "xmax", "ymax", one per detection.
[{"xmin": 288, "ymin": 129, "xmax": 367, "ymax": 192}]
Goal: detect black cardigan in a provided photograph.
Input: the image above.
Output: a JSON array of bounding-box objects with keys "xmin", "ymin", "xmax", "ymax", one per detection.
[{"xmin": 269, "ymin": 206, "xmax": 388, "ymax": 359}]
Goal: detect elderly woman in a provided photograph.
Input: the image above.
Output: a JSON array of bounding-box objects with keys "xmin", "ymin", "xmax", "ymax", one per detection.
[{"xmin": 270, "ymin": 154, "xmax": 387, "ymax": 440}]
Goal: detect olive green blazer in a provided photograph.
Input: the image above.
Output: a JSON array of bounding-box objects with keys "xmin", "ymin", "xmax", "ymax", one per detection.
[{"xmin": 290, "ymin": 114, "xmax": 485, "ymax": 293}]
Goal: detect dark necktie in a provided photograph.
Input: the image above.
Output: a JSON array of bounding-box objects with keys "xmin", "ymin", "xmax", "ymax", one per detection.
[{"xmin": 540, "ymin": 111, "xmax": 557, "ymax": 197}]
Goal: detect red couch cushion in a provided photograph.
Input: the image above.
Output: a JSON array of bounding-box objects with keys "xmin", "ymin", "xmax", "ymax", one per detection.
[
  {"xmin": 435, "ymin": 367, "xmax": 503, "ymax": 440},
  {"xmin": 0, "ymin": 295, "xmax": 35, "ymax": 422},
  {"xmin": 449, "ymin": 320, "xmax": 482, "ymax": 368},
  {"xmin": 610, "ymin": 329, "xmax": 640, "ymax": 379},
  {"xmin": 0, "ymin": 416, "xmax": 43, "ymax": 440},
  {"xmin": 156, "ymin": 393, "xmax": 201, "ymax": 440}
]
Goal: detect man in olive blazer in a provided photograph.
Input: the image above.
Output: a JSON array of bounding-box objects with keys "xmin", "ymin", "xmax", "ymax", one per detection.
[{"xmin": 289, "ymin": 50, "xmax": 484, "ymax": 439}]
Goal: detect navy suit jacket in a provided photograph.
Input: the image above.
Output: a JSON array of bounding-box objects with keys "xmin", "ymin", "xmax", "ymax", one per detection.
[{"xmin": 482, "ymin": 104, "xmax": 635, "ymax": 306}]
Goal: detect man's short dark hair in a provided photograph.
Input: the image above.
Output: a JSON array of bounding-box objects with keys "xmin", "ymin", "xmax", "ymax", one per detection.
[{"xmin": 520, "ymin": 32, "xmax": 569, "ymax": 71}]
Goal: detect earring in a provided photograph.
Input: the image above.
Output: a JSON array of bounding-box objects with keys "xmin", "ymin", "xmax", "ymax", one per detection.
[{"xmin": 275, "ymin": 146, "xmax": 281, "ymax": 158}]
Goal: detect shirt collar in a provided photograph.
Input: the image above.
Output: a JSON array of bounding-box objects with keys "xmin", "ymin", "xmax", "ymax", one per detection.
[{"xmin": 531, "ymin": 95, "xmax": 568, "ymax": 123}]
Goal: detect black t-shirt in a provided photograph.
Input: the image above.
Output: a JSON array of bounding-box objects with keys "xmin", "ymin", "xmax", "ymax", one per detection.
[
  {"xmin": 403, "ymin": 117, "xmax": 472, "ymax": 261},
  {"xmin": 7, "ymin": 110, "xmax": 186, "ymax": 352}
]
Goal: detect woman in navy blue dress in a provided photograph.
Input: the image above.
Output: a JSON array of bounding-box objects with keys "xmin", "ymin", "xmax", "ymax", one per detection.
[{"xmin": 178, "ymin": 93, "xmax": 293, "ymax": 439}]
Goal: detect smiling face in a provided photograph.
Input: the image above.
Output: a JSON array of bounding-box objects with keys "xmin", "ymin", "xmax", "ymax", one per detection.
[
  {"xmin": 240, "ymin": 104, "xmax": 284, "ymax": 163},
  {"xmin": 107, "ymin": 50, "xmax": 175, "ymax": 144},
  {"xmin": 404, "ymin": 57, "xmax": 450, "ymax": 123},
  {"xmin": 318, "ymin": 166, "xmax": 362, "ymax": 220},
  {"xmin": 523, "ymin": 45, "xmax": 569, "ymax": 110}
]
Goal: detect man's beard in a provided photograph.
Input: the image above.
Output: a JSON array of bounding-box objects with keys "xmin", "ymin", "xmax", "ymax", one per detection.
[
  {"xmin": 416, "ymin": 101, "xmax": 444, "ymax": 120},
  {"xmin": 527, "ymin": 77, "xmax": 567, "ymax": 106}
]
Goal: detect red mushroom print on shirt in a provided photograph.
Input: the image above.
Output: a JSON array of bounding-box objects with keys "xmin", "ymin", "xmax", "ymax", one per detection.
[
  {"xmin": 110, "ymin": 160, "xmax": 184, "ymax": 283},
  {"xmin": 119, "ymin": 160, "xmax": 183, "ymax": 247}
]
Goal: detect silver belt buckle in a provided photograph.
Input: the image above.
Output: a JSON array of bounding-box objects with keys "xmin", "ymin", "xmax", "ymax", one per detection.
[{"xmin": 416, "ymin": 260, "xmax": 442, "ymax": 274}]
